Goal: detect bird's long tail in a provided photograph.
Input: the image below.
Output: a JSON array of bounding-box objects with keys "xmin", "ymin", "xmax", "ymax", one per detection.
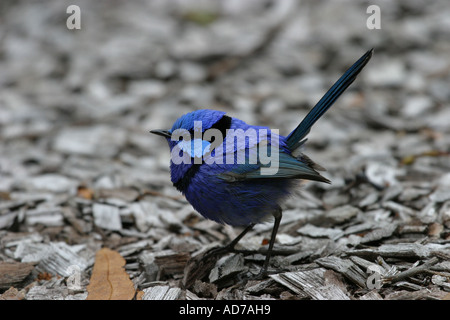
[{"xmin": 286, "ymin": 49, "xmax": 373, "ymax": 151}]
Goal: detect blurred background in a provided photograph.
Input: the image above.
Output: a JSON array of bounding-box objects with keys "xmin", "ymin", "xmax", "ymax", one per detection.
[
  {"xmin": 1, "ymin": 0, "xmax": 449, "ymax": 192},
  {"xmin": 0, "ymin": 0, "xmax": 450, "ymax": 299}
]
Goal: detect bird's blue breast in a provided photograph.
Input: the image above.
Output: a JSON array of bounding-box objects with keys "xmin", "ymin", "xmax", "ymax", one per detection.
[
  {"xmin": 183, "ymin": 164, "xmax": 295, "ymax": 226},
  {"xmin": 169, "ymin": 116, "xmax": 293, "ymax": 226}
]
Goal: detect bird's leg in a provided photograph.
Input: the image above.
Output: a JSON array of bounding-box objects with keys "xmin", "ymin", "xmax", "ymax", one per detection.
[
  {"xmin": 205, "ymin": 223, "xmax": 256, "ymax": 258},
  {"xmin": 184, "ymin": 223, "xmax": 256, "ymax": 288},
  {"xmin": 256, "ymin": 208, "xmax": 282, "ymax": 279},
  {"xmin": 225, "ymin": 223, "xmax": 256, "ymax": 251},
  {"xmin": 193, "ymin": 211, "xmax": 282, "ymax": 285},
  {"xmin": 205, "ymin": 209, "xmax": 282, "ymax": 277}
]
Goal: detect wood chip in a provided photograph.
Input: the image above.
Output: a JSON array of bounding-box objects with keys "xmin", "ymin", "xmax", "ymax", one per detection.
[
  {"xmin": 324, "ymin": 205, "xmax": 361, "ymax": 224},
  {"xmin": 209, "ymin": 254, "xmax": 248, "ymax": 286},
  {"xmin": 154, "ymin": 249, "xmax": 190, "ymax": 276},
  {"xmin": 26, "ymin": 284, "xmax": 68, "ymax": 300},
  {"xmin": 142, "ymin": 285, "xmax": 182, "ymax": 300},
  {"xmin": 297, "ymin": 224, "xmax": 344, "ymax": 240},
  {"xmin": 270, "ymin": 268, "xmax": 350, "ymax": 300},
  {"xmin": 358, "ymin": 290, "xmax": 384, "ymax": 300},
  {"xmin": 384, "ymin": 288, "xmax": 449, "ymax": 300},
  {"xmin": 349, "ymin": 243, "xmax": 450, "ymax": 259},
  {"xmin": 14, "ymin": 241, "xmax": 89, "ymax": 277},
  {"xmin": 0, "ymin": 212, "xmax": 18, "ymax": 229},
  {"xmin": 0, "ymin": 261, "xmax": 35, "ymax": 289},
  {"xmin": 385, "ymin": 257, "xmax": 439, "ymax": 284},
  {"xmin": 359, "ymin": 223, "xmax": 397, "ymax": 244},
  {"xmin": 0, "ymin": 287, "xmax": 26, "ymax": 300},
  {"xmin": 182, "ymin": 244, "xmax": 223, "ymax": 289},
  {"xmin": 316, "ymin": 256, "xmax": 367, "ymax": 288},
  {"xmin": 92, "ymin": 203, "xmax": 122, "ymax": 231}
]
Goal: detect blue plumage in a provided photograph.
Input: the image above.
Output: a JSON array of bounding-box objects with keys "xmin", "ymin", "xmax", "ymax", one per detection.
[{"xmin": 151, "ymin": 49, "xmax": 373, "ymax": 277}]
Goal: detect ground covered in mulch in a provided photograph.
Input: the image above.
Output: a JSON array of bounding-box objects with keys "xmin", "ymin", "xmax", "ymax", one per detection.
[{"xmin": 1, "ymin": 0, "xmax": 450, "ymax": 300}]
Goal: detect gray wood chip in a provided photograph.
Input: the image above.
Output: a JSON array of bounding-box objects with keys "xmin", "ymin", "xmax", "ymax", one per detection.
[
  {"xmin": 92, "ymin": 203, "xmax": 122, "ymax": 231},
  {"xmin": 26, "ymin": 174, "xmax": 78, "ymax": 194},
  {"xmin": 359, "ymin": 223, "xmax": 397, "ymax": 244},
  {"xmin": 325, "ymin": 205, "xmax": 361, "ymax": 224},
  {"xmin": 297, "ymin": 224, "xmax": 344, "ymax": 240},
  {"xmin": 0, "ymin": 261, "xmax": 35, "ymax": 289},
  {"xmin": 15, "ymin": 242, "xmax": 89, "ymax": 277},
  {"xmin": 53, "ymin": 125, "xmax": 126, "ymax": 157},
  {"xmin": 316, "ymin": 256, "xmax": 367, "ymax": 288},
  {"xmin": 142, "ymin": 285, "xmax": 182, "ymax": 300},
  {"xmin": 270, "ymin": 268, "xmax": 350, "ymax": 300},
  {"xmin": 349, "ymin": 243, "xmax": 450, "ymax": 259},
  {"xmin": 358, "ymin": 290, "xmax": 384, "ymax": 300},
  {"xmin": 209, "ymin": 254, "xmax": 248, "ymax": 285}
]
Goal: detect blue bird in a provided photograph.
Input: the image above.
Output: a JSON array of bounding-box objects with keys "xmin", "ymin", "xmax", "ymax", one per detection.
[{"xmin": 151, "ymin": 49, "xmax": 373, "ymax": 278}]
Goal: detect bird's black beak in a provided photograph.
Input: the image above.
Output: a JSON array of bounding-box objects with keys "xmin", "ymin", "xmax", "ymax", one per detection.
[{"xmin": 150, "ymin": 129, "xmax": 172, "ymax": 138}]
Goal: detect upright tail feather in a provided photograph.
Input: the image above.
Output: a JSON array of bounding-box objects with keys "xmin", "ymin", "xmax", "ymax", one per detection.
[{"xmin": 286, "ymin": 49, "xmax": 373, "ymax": 151}]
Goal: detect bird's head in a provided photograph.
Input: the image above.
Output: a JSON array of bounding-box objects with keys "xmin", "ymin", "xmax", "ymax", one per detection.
[{"xmin": 151, "ymin": 109, "xmax": 231, "ymax": 161}]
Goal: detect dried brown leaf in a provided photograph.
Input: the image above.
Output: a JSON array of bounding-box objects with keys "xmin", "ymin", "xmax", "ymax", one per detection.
[{"xmin": 86, "ymin": 248, "xmax": 140, "ymax": 300}]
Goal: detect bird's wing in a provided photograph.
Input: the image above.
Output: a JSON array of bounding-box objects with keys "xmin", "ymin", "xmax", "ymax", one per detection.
[{"xmin": 217, "ymin": 144, "xmax": 330, "ymax": 183}]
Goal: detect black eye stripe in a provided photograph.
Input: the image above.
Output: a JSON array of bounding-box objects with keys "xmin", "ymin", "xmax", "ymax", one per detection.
[
  {"xmin": 210, "ymin": 115, "xmax": 232, "ymax": 138},
  {"xmin": 186, "ymin": 115, "xmax": 232, "ymax": 140}
]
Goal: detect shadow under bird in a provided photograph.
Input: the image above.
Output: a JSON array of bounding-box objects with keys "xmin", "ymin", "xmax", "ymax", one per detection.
[{"xmin": 151, "ymin": 49, "xmax": 373, "ymax": 279}]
